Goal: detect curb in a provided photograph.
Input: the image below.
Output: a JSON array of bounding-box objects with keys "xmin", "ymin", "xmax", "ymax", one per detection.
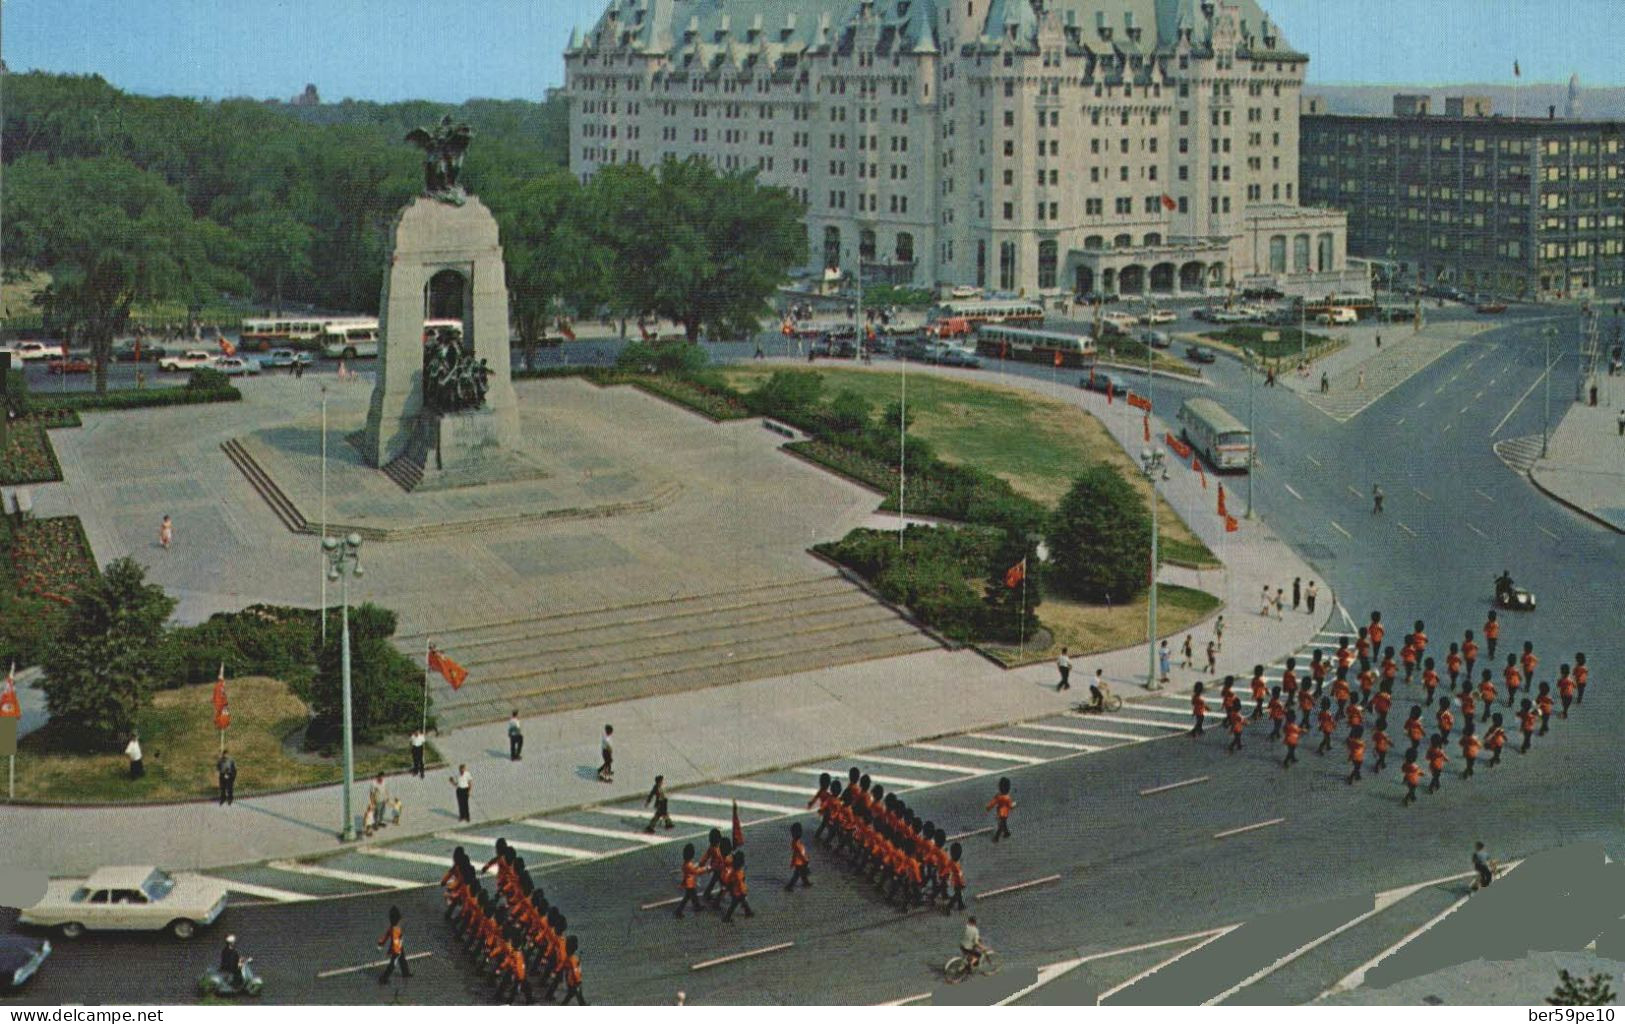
[{"xmin": 1525, "ymin": 465, "xmax": 1625, "ymax": 535}]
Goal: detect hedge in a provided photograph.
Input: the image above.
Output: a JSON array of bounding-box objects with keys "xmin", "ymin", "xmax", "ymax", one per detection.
[{"xmin": 815, "ymin": 526, "xmax": 1002, "ymax": 642}]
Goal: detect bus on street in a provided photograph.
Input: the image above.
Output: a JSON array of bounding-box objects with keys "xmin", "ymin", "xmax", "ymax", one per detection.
[
  {"xmin": 974, "ymin": 324, "xmax": 1096, "ymax": 369},
  {"xmin": 1177, "ymin": 397, "xmax": 1253, "ymax": 472}
]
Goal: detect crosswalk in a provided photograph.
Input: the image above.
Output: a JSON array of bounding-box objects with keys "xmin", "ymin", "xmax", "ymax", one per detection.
[
  {"xmin": 1299, "ymin": 336, "xmax": 1468, "ymax": 423},
  {"xmin": 200, "ymin": 701, "xmax": 1193, "ymax": 905}
]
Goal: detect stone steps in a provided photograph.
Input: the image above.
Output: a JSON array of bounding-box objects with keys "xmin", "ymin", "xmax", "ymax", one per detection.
[{"xmin": 221, "ymin": 439, "xmax": 308, "ymax": 533}]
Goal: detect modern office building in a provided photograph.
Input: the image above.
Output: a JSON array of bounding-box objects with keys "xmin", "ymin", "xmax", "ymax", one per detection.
[
  {"xmin": 564, "ymin": 0, "xmax": 1358, "ymax": 300},
  {"xmin": 1301, "ymin": 95, "xmax": 1625, "ymax": 300}
]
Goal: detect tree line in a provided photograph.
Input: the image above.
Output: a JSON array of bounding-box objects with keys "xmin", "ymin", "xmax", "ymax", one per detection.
[{"xmin": 2, "ymin": 72, "xmax": 806, "ymax": 390}]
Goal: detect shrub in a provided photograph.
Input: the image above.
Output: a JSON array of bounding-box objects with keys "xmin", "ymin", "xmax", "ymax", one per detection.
[
  {"xmin": 615, "ymin": 339, "xmax": 709, "ymax": 376},
  {"xmin": 39, "ymin": 385, "xmax": 240, "ymax": 412},
  {"xmin": 1048, "ymin": 466, "xmax": 1152, "ymax": 603},
  {"xmin": 304, "ymin": 602, "xmax": 433, "ymax": 748},
  {"xmin": 186, "ymin": 366, "xmax": 232, "ymax": 392},
  {"xmin": 746, "ymin": 369, "xmax": 825, "ymax": 418},
  {"xmin": 825, "ymin": 390, "xmax": 873, "ymax": 434},
  {"xmin": 161, "ymin": 604, "xmax": 320, "ymax": 691},
  {"xmin": 816, "ymin": 525, "xmax": 1004, "ymax": 642}
]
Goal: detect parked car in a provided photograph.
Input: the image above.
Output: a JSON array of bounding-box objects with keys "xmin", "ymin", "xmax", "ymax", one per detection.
[
  {"xmin": 1100, "ymin": 311, "xmax": 1140, "ymax": 335},
  {"xmin": 257, "ymin": 348, "xmax": 313, "ymax": 370},
  {"xmin": 1185, "ymin": 344, "xmax": 1218, "ymax": 364},
  {"xmin": 112, "ymin": 340, "xmax": 164, "ymax": 362},
  {"xmin": 1141, "ymin": 329, "xmax": 1173, "ymax": 349},
  {"xmin": 46, "ymin": 357, "xmax": 92, "ymax": 375},
  {"xmin": 1242, "ymin": 286, "xmax": 1285, "ymax": 302},
  {"xmin": 1080, "ymin": 371, "xmax": 1125, "ymax": 395},
  {"xmin": 211, "ymin": 356, "xmax": 261, "ymax": 376},
  {"xmin": 932, "ymin": 343, "xmax": 981, "ymax": 368},
  {"xmin": 1315, "ymin": 307, "xmax": 1359, "ymax": 326},
  {"xmin": 1475, "ymin": 299, "xmax": 1508, "ymax": 314},
  {"xmin": 1079, "ymin": 291, "xmax": 1120, "ymax": 305},
  {"xmin": 17, "ymin": 866, "xmax": 228, "ymax": 940},
  {"xmin": 1205, "ymin": 308, "xmax": 1249, "ymax": 324},
  {"xmin": 1140, "ymin": 309, "xmax": 1178, "ymax": 325},
  {"xmin": 157, "ymin": 350, "xmax": 216, "ymax": 372},
  {"xmin": 3, "ymin": 341, "xmax": 54, "ymax": 362},
  {"xmin": 0, "ymin": 935, "xmax": 50, "ymax": 990}
]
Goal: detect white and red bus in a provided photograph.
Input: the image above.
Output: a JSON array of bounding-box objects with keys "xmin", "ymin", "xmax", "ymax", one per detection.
[
  {"xmin": 929, "ymin": 299, "xmax": 1045, "ymax": 328},
  {"xmin": 975, "ymin": 324, "xmax": 1096, "ymax": 369}
]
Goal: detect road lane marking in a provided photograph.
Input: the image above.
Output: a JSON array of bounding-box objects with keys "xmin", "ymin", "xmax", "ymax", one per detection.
[
  {"xmin": 437, "ymin": 832, "xmax": 618, "ymax": 860},
  {"xmin": 215, "ymin": 879, "xmax": 315, "ymax": 903},
  {"xmin": 948, "ymin": 826, "xmax": 995, "ymax": 841},
  {"xmin": 1140, "ymin": 776, "xmax": 1211, "ymax": 797},
  {"xmin": 267, "ymin": 860, "xmax": 421, "ymax": 890},
  {"xmin": 589, "ymin": 807, "xmax": 734, "ymax": 829},
  {"xmin": 1329, "ymin": 520, "xmax": 1351, "ymax": 539},
  {"xmin": 521, "ymin": 819, "xmax": 669, "ymax": 845},
  {"xmin": 1491, "ymin": 364, "xmax": 1554, "ymax": 436},
  {"xmin": 1268, "ymin": 428, "xmax": 1283, "ymax": 441},
  {"xmin": 1346, "ymin": 485, "xmax": 1362, "ymax": 499},
  {"xmin": 1129, "ymin": 703, "xmax": 1202, "ymax": 719},
  {"xmin": 1213, "ymin": 818, "xmax": 1285, "ymax": 840},
  {"xmin": 853, "ymin": 752, "xmax": 985, "ymax": 774},
  {"xmin": 1283, "ymin": 483, "xmax": 1304, "ymax": 501},
  {"xmin": 1397, "ymin": 522, "xmax": 1418, "ymax": 538},
  {"xmin": 316, "ymin": 952, "xmax": 432, "ymax": 979},
  {"xmin": 641, "ymin": 896, "xmax": 682, "ymax": 910},
  {"xmin": 1537, "ymin": 524, "xmax": 1559, "ymax": 539},
  {"xmin": 969, "ymin": 731, "xmax": 1097, "ymax": 752},
  {"xmin": 1443, "ymin": 423, "xmax": 1453, "ymax": 433},
  {"xmin": 1488, "ymin": 377, "xmax": 1498, "ymax": 385},
  {"xmin": 670, "ymin": 793, "xmax": 803, "ymax": 815},
  {"xmin": 1459, "ymin": 406, "xmax": 1471, "ymax": 415},
  {"xmin": 1000, "ymin": 926, "xmax": 1236, "ymax": 1006},
  {"xmin": 1020, "ymin": 723, "xmax": 1154, "ymax": 743},
  {"xmin": 1474, "ymin": 390, "xmax": 1484, "ymax": 400},
  {"xmin": 721, "ymin": 780, "xmax": 812, "ymax": 796},
  {"xmin": 355, "ymin": 847, "xmax": 458, "ymax": 866},
  {"xmin": 976, "ymin": 874, "xmax": 1063, "ymax": 901},
  {"xmin": 1412, "ymin": 487, "xmax": 1432, "ymax": 502},
  {"xmin": 692, "ymin": 942, "xmax": 794, "ymax": 972},
  {"xmin": 1416, "ymin": 399, "xmax": 1428, "ymax": 408},
  {"xmin": 1434, "ymin": 384, "xmax": 1446, "ymax": 394},
  {"xmin": 796, "ymin": 767, "xmax": 936, "ymax": 789},
  {"xmin": 1474, "ymin": 488, "xmax": 1495, "ymax": 503},
  {"xmin": 1098, "ymin": 925, "xmax": 1242, "ymax": 1004},
  {"xmin": 879, "ymin": 993, "xmax": 933, "ymax": 1006},
  {"xmin": 1467, "ymin": 523, "xmax": 1488, "ymax": 539},
  {"xmin": 1395, "ymin": 417, "xmax": 1405, "ymax": 426},
  {"xmin": 909, "ymin": 742, "xmax": 1045, "ymax": 765},
  {"xmin": 1305, "ymin": 454, "xmax": 1322, "ymax": 467}
]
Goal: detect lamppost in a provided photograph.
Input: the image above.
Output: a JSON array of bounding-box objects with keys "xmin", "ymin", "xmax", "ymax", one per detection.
[
  {"xmin": 1245, "ymin": 348, "xmax": 1257, "ymax": 518},
  {"xmin": 1541, "ymin": 326, "xmax": 1556, "ymax": 458},
  {"xmin": 1139, "ymin": 447, "xmax": 1167, "ymax": 691},
  {"xmin": 320, "ymin": 385, "xmax": 329, "ymax": 644},
  {"xmin": 324, "ymin": 532, "xmax": 364, "ymax": 842}
]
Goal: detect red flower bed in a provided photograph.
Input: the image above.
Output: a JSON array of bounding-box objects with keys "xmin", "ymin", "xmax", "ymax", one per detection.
[
  {"xmin": 0, "ymin": 418, "xmax": 65, "ymax": 485},
  {"xmin": 7, "ymin": 517, "xmax": 98, "ymax": 604}
]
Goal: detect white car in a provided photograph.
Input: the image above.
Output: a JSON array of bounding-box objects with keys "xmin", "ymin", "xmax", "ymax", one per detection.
[
  {"xmin": 4, "ymin": 341, "xmax": 54, "ymax": 362},
  {"xmin": 158, "ymin": 350, "xmax": 216, "ymax": 372},
  {"xmin": 18, "ymin": 866, "xmax": 228, "ymax": 940},
  {"xmin": 1140, "ymin": 309, "xmax": 1179, "ymax": 325},
  {"xmin": 211, "ymin": 356, "xmax": 260, "ymax": 376},
  {"xmin": 1100, "ymin": 311, "xmax": 1140, "ymax": 335}
]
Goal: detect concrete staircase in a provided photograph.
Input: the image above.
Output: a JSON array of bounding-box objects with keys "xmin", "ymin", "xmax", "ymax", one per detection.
[
  {"xmin": 221, "ymin": 439, "xmax": 308, "ymax": 533},
  {"xmin": 400, "ymin": 576, "xmax": 942, "ymax": 729}
]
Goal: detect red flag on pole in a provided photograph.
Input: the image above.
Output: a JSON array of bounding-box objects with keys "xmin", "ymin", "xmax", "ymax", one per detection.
[
  {"xmin": 428, "ymin": 646, "xmax": 469, "ymax": 690},
  {"xmin": 1161, "ymin": 194, "xmax": 1178, "ymax": 212},
  {"xmin": 1217, "ymin": 483, "xmax": 1228, "ymax": 518},
  {"xmin": 1106, "ymin": 381, "xmax": 1114, "ymax": 405},
  {"xmin": 1193, "ymin": 452, "xmax": 1207, "ymax": 489},
  {"xmin": 1004, "ymin": 558, "xmax": 1027, "ymax": 589},
  {"xmin": 212, "ymin": 663, "xmax": 228, "ymax": 714},
  {"xmin": 1143, "ymin": 414, "xmax": 1150, "ymax": 441},
  {"xmin": 0, "ymin": 663, "xmax": 20, "ymax": 719},
  {"xmin": 731, "ymin": 799, "xmax": 745, "ymax": 848},
  {"xmin": 1224, "ymin": 514, "xmax": 1240, "ymax": 533},
  {"xmin": 218, "ymin": 337, "xmax": 237, "ymax": 357},
  {"xmin": 214, "ymin": 706, "xmax": 231, "ymax": 731}
]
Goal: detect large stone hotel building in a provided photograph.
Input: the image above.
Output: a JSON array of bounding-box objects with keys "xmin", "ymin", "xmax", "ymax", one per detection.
[{"xmin": 564, "ymin": 0, "xmax": 1360, "ymax": 301}]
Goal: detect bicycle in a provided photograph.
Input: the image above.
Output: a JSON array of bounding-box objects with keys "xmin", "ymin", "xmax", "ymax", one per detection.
[
  {"xmin": 943, "ymin": 947, "xmax": 1000, "ymax": 983},
  {"xmin": 1072, "ymin": 681, "xmax": 1123, "ymax": 714}
]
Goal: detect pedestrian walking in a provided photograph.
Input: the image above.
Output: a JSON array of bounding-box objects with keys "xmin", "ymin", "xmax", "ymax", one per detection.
[
  {"xmin": 674, "ymin": 844, "xmax": 703, "ymax": 918},
  {"xmin": 1536, "ymin": 682, "xmax": 1554, "ymax": 735},
  {"xmin": 1401, "ymin": 756, "xmax": 1421, "ymax": 805},
  {"xmin": 1371, "ymin": 484, "xmax": 1384, "ymax": 514},
  {"xmin": 1345, "ymin": 725, "xmax": 1365, "ymax": 783},
  {"xmin": 1281, "ymin": 719, "xmax": 1302, "ymax": 767},
  {"xmin": 159, "ymin": 515, "xmax": 173, "ymax": 550},
  {"xmin": 1472, "ymin": 841, "xmax": 1495, "ymax": 890},
  {"xmin": 1575, "ymin": 652, "xmax": 1589, "ymax": 704},
  {"xmin": 377, "ymin": 906, "xmax": 411, "ymax": 984},
  {"xmin": 1274, "ymin": 588, "xmax": 1285, "ymax": 620},
  {"xmin": 1204, "ymin": 639, "xmax": 1217, "ymax": 675},
  {"xmin": 644, "ymin": 774, "xmax": 674, "ymax": 832},
  {"xmin": 1158, "ymin": 641, "xmax": 1172, "ymax": 686},
  {"xmin": 125, "ymin": 733, "xmax": 144, "ymax": 780},
  {"xmin": 1250, "ymin": 666, "xmax": 1268, "ymax": 719},
  {"xmin": 1214, "ymin": 615, "xmax": 1225, "ymax": 651},
  {"xmin": 1426, "ymin": 735, "xmax": 1448, "ymax": 792},
  {"xmin": 1372, "ymin": 718, "xmax": 1391, "ymax": 772},
  {"xmin": 1463, "ymin": 630, "xmax": 1480, "ymax": 680},
  {"xmin": 1477, "ymin": 670, "xmax": 1497, "ymax": 722},
  {"xmin": 597, "ymin": 725, "xmax": 615, "ymax": 782},
  {"xmin": 507, "ymin": 711, "xmax": 524, "ymax": 761},
  {"xmin": 1316, "ymin": 698, "xmax": 1336, "ymax": 754},
  {"xmin": 556, "ymin": 936, "xmax": 586, "ymax": 1004},
  {"xmin": 1320, "ymin": 370, "xmax": 1329, "ymax": 394},
  {"xmin": 987, "ymin": 777, "xmax": 1014, "ymax": 842},
  {"xmin": 1292, "ymin": 577, "xmax": 1302, "ymax": 611},
  {"xmin": 1435, "ymin": 696, "xmax": 1454, "ymax": 741},
  {"xmin": 1055, "ymin": 647, "xmax": 1071, "ymax": 692},
  {"xmin": 1503, "ymin": 654, "xmax": 1522, "ymax": 708},
  {"xmin": 1189, "ymin": 682, "xmax": 1207, "ymax": 737},
  {"xmin": 1260, "ymin": 585, "xmax": 1273, "ymax": 616},
  {"xmin": 1357, "ymin": 368, "xmax": 1365, "ymax": 389},
  {"xmin": 409, "ymin": 728, "xmax": 426, "ymax": 777},
  {"xmin": 1267, "ymin": 687, "xmax": 1285, "ymax": 740},
  {"xmin": 1484, "ymin": 611, "xmax": 1500, "ymax": 660},
  {"xmin": 1180, "ymin": 634, "xmax": 1194, "ymax": 670},
  {"xmin": 1305, "ymin": 581, "xmax": 1318, "ymax": 615},
  {"xmin": 450, "ymin": 763, "xmax": 472, "ymax": 822},
  {"xmin": 721, "ymin": 851, "xmax": 754, "ymax": 922},
  {"xmin": 1225, "ymin": 706, "xmax": 1245, "ymax": 754},
  {"xmin": 1485, "ymin": 714, "xmax": 1507, "ymax": 766},
  {"xmin": 786, "ymin": 822, "xmax": 813, "ymax": 891},
  {"xmin": 216, "ymin": 750, "xmax": 237, "ymax": 806},
  {"xmin": 1459, "ymin": 724, "xmax": 1480, "ymax": 778},
  {"xmin": 369, "ymin": 772, "xmax": 388, "ymax": 821},
  {"xmin": 1558, "ymin": 663, "xmax": 1576, "ymax": 718}
]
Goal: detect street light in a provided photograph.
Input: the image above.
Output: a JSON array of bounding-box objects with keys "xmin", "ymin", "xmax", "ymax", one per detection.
[
  {"xmin": 320, "ymin": 385, "xmax": 329, "ymax": 644},
  {"xmin": 1245, "ymin": 348, "xmax": 1257, "ymax": 518},
  {"xmin": 1541, "ymin": 326, "xmax": 1557, "ymax": 458},
  {"xmin": 1139, "ymin": 447, "xmax": 1167, "ymax": 691},
  {"xmin": 323, "ymin": 532, "xmax": 364, "ymax": 842}
]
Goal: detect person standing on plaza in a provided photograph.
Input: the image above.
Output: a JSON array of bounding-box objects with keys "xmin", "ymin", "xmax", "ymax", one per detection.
[
  {"xmin": 507, "ymin": 711, "xmax": 524, "ymax": 761},
  {"xmin": 1260, "ymin": 585, "xmax": 1273, "ymax": 617},
  {"xmin": 987, "ymin": 777, "xmax": 1015, "ymax": 842},
  {"xmin": 1574, "ymin": 652, "xmax": 1589, "ymax": 704},
  {"xmin": 125, "ymin": 733, "xmax": 144, "ymax": 780},
  {"xmin": 1190, "ymin": 682, "xmax": 1208, "ymax": 737},
  {"xmin": 159, "ymin": 515, "xmax": 173, "ymax": 550},
  {"xmin": 1055, "ymin": 647, "xmax": 1071, "ymax": 692},
  {"xmin": 409, "ymin": 728, "xmax": 426, "ymax": 778},
  {"xmin": 377, "ymin": 906, "xmax": 411, "ymax": 984},
  {"xmin": 597, "ymin": 725, "xmax": 615, "ymax": 783},
  {"xmin": 1345, "ymin": 725, "xmax": 1366, "ymax": 784},
  {"xmin": 1292, "ymin": 578, "xmax": 1302, "ymax": 612},
  {"xmin": 1273, "ymin": 588, "xmax": 1285, "ymax": 620},
  {"xmin": 644, "ymin": 774, "xmax": 674, "ymax": 832},
  {"xmin": 786, "ymin": 822, "xmax": 813, "ymax": 891},
  {"xmin": 1304, "ymin": 580, "xmax": 1318, "ymax": 616},
  {"xmin": 1181, "ymin": 634, "xmax": 1194, "ymax": 670},
  {"xmin": 1205, "ymin": 639, "xmax": 1218, "ymax": 675},
  {"xmin": 450, "ymin": 763, "xmax": 472, "ymax": 822},
  {"xmin": 1159, "ymin": 641, "xmax": 1172, "ymax": 687},
  {"xmin": 1371, "ymin": 484, "xmax": 1384, "ymax": 514},
  {"xmin": 216, "ymin": 749, "xmax": 237, "ymax": 806}
]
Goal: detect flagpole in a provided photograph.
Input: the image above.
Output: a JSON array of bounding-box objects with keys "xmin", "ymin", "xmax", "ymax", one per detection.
[
  {"xmin": 422, "ymin": 640, "xmax": 432, "ymax": 736},
  {"xmin": 1019, "ymin": 566, "xmax": 1028, "ymax": 658},
  {"xmin": 320, "ymin": 385, "xmax": 329, "ymax": 645}
]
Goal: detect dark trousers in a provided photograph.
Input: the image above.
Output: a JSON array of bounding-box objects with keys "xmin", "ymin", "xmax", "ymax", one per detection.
[
  {"xmin": 455, "ymin": 787, "xmax": 471, "ymax": 822},
  {"xmin": 1521, "ymin": 731, "xmax": 1533, "ymax": 753},
  {"xmin": 130, "ymin": 758, "xmax": 144, "ymax": 779},
  {"xmin": 1190, "ymin": 717, "xmax": 1204, "ymax": 736},
  {"xmin": 509, "ymin": 733, "xmax": 524, "ymax": 760},
  {"xmin": 722, "ymin": 892, "xmax": 753, "ymax": 921},
  {"xmin": 1373, "ymin": 749, "xmax": 1387, "ymax": 772},
  {"xmin": 1488, "ymin": 638, "xmax": 1498, "ymax": 659},
  {"xmin": 1057, "ymin": 665, "xmax": 1070, "ymax": 690},
  {"xmin": 646, "ymin": 803, "xmax": 673, "ymax": 830},
  {"xmin": 219, "ymin": 777, "xmax": 235, "ymax": 805},
  {"xmin": 1476, "ymin": 864, "xmax": 1494, "ymax": 889},
  {"xmin": 1540, "ymin": 713, "xmax": 1550, "ymax": 735},
  {"xmin": 1403, "ymin": 784, "xmax": 1417, "ymax": 805},
  {"xmin": 560, "ymin": 984, "xmax": 585, "ymax": 1005},
  {"xmin": 992, "ymin": 817, "xmax": 1011, "ymax": 842},
  {"xmin": 1462, "ymin": 757, "xmax": 1476, "ymax": 778},
  {"xmin": 411, "ymin": 745, "xmax": 425, "ymax": 777},
  {"xmin": 1306, "ymin": 596, "xmax": 1316, "ymax": 614},
  {"xmin": 1227, "ymin": 732, "xmax": 1243, "ymax": 753},
  {"xmin": 703, "ymin": 871, "xmax": 725, "ymax": 901},
  {"xmin": 1269, "ymin": 718, "xmax": 1282, "ymax": 740},
  {"xmin": 1347, "ymin": 763, "xmax": 1362, "ymax": 782},
  {"xmin": 1428, "ymin": 768, "xmax": 1442, "ymax": 792},
  {"xmin": 786, "ymin": 864, "xmax": 812, "ymax": 891},
  {"xmin": 1283, "ymin": 745, "xmax": 1298, "ymax": 767},
  {"xmin": 674, "ymin": 889, "xmax": 702, "ymax": 917},
  {"xmin": 379, "ymin": 949, "xmax": 411, "ymax": 982},
  {"xmin": 1489, "ymin": 746, "xmax": 1503, "ymax": 766}
]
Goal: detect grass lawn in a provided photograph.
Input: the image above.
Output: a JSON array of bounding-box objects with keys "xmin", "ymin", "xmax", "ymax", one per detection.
[
  {"xmin": 981, "ymin": 583, "xmax": 1223, "ymax": 666},
  {"xmin": 718, "ymin": 365, "xmax": 1217, "ymax": 566},
  {"xmin": 13, "ymin": 676, "xmax": 436, "ymax": 804},
  {"xmin": 1097, "ymin": 336, "xmax": 1201, "ymax": 377},
  {"xmin": 1200, "ymin": 325, "xmax": 1344, "ymax": 363}
]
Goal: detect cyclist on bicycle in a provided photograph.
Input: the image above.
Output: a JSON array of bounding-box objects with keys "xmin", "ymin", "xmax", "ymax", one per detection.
[
  {"xmin": 960, "ymin": 917, "xmax": 985, "ymax": 970},
  {"xmin": 1089, "ymin": 669, "xmax": 1106, "ymax": 711}
]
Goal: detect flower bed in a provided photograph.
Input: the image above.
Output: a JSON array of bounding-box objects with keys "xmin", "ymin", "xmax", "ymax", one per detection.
[
  {"xmin": 629, "ymin": 375, "xmax": 752, "ymax": 421},
  {"xmin": 7, "ymin": 516, "xmax": 98, "ymax": 606},
  {"xmin": 0, "ymin": 417, "xmax": 65, "ymax": 485}
]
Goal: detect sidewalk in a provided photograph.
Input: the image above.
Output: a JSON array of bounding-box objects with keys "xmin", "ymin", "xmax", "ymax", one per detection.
[
  {"xmin": 1527, "ymin": 396, "xmax": 1625, "ymax": 532},
  {"xmin": 0, "ymin": 360, "xmax": 1336, "ymax": 875}
]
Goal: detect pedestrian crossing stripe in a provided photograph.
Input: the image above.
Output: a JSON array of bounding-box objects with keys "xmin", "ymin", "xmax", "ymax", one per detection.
[
  {"xmin": 266, "ymin": 860, "xmax": 421, "ymax": 890},
  {"xmin": 794, "ymin": 767, "xmax": 935, "ymax": 790},
  {"xmin": 849, "ymin": 752, "xmax": 983, "ymax": 775},
  {"xmin": 355, "ymin": 847, "xmax": 456, "ymax": 867},
  {"xmin": 669, "ymin": 793, "xmax": 803, "ymax": 815},
  {"xmin": 216, "ymin": 879, "xmax": 317, "ymax": 903},
  {"xmin": 1093, "ymin": 714, "xmax": 1188, "ymax": 731},
  {"xmin": 1019, "ymin": 723, "xmax": 1160, "ymax": 743},
  {"xmin": 587, "ymin": 807, "xmax": 735, "ymax": 829},
  {"xmin": 521, "ymin": 818, "xmax": 670, "ymax": 845},
  {"xmin": 720, "ymin": 780, "xmax": 814, "ymax": 797},
  {"xmin": 967, "ymin": 732, "xmax": 1098, "ymax": 753},
  {"xmin": 1119, "ymin": 703, "xmax": 1194, "ymax": 718},
  {"xmin": 436, "ymin": 831, "xmax": 623, "ymax": 861},
  {"xmin": 908, "ymin": 742, "xmax": 1045, "ymax": 765}
]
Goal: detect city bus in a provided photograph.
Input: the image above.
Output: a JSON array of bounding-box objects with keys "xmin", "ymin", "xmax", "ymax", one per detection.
[
  {"xmin": 1177, "ymin": 397, "xmax": 1253, "ymax": 473},
  {"xmin": 422, "ymin": 318, "xmax": 464, "ymax": 344},
  {"xmin": 239, "ymin": 317, "xmax": 360, "ymax": 351},
  {"xmin": 974, "ymin": 324, "xmax": 1096, "ymax": 369},
  {"xmin": 319, "ymin": 319, "xmax": 380, "ymax": 359},
  {"xmin": 929, "ymin": 299, "xmax": 1045, "ymax": 327}
]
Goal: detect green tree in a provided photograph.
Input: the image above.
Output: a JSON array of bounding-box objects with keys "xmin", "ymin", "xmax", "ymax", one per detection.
[
  {"xmin": 825, "ymin": 391, "xmax": 873, "ymax": 434},
  {"xmin": 306, "ymin": 604, "xmax": 432, "ymax": 748},
  {"xmin": 491, "ymin": 170, "xmax": 611, "ymax": 367},
  {"xmin": 1048, "ymin": 466, "xmax": 1153, "ymax": 603},
  {"xmin": 747, "ymin": 370, "xmax": 825, "ymax": 417},
  {"xmin": 982, "ymin": 532, "xmax": 1043, "ymax": 643},
  {"xmin": 587, "ymin": 157, "xmax": 806, "ymax": 342},
  {"xmin": 234, "ymin": 206, "xmax": 314, "ymax": 315},
  {"xmin": 1549, "ymin": 970, "xmax": 1616, "ymax": 1006},
  {"xmin": 39, "ymin": 557, "xmax": 176, "ymax": 751},
  {"xmin": 3, "ymin": 155, "xmax": 223, "ymax": 392}
]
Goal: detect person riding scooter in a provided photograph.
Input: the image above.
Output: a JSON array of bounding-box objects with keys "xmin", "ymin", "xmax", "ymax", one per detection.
[
  {"xmin": 220, "ymin": 935, "xmax": 245, "ymax": 989},
  {"xmin": 1494, "ymin": 570, "xmax": 1515, "ymax": 604}
]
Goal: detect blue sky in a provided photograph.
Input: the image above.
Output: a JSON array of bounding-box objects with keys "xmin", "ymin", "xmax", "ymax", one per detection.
[{"xmin": 3, "ymin": 0, "xmax": 1617, "ymax": 103}]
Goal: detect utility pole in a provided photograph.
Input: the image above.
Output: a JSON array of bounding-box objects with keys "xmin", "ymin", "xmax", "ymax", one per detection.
[
  {"xmin": 1541, "ymin": 326, "xmax": 1556, "ymax": 458},
  {"xmin": 1245, "ymin": 349, "xmax": 1256, "ymax": 518}
]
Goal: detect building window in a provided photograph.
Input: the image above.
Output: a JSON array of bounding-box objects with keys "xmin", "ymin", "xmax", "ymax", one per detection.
[
  {"xmin": 1292, "ymin": 234, "xmax": 1310, "ymax": 272},
  {"xmin": 999, "ymin": 240, "xmax": 1016, "ymax": 290},
  {"xmin": 896, "ymin": 232, "xmax": 915, "ymax": 263},
  {"xmin": 1037, "ymin": 240, "xmax": 1058, "ymax": 289},
  {"xmin": 1269, "ymin": 235, "xmax": 1287, "ymax": 273}
]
